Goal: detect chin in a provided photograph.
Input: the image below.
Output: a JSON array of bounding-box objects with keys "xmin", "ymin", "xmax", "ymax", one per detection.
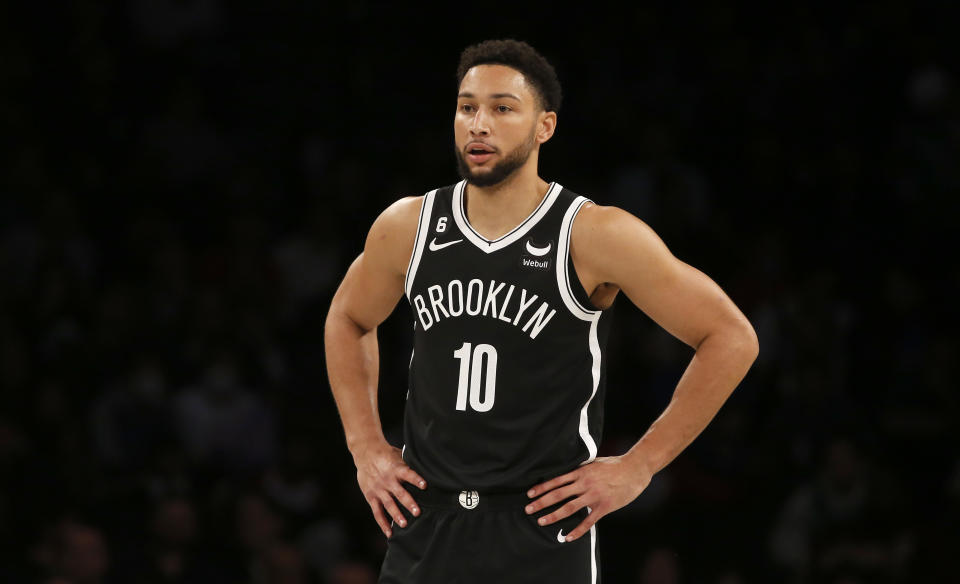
[
  {"xmin": 454, "ymin": 144, "xmax": 527, "ymax": 188},
  {"xmin": 466, "ymin": 170, "xmax": 510, "ymax": 188}
]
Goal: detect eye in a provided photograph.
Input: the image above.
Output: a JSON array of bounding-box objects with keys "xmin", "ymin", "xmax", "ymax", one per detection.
[
  {"xmin": 497, "ymin": 105, "xmax": 512, "ymax": 113},
  {"xmin": 459, "ymin": 104, "xmax": 475, "ymax": 113}
]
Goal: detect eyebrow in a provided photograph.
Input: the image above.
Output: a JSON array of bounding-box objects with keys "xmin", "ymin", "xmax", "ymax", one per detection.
[{"xmin": 457, "ymin": 92, "xmax": 522, "ymax": 101}]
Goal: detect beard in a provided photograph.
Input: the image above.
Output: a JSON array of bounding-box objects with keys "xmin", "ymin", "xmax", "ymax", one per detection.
[{"xmin": 454, "ymin": 128, "xmax": 537, "ymax": 187}]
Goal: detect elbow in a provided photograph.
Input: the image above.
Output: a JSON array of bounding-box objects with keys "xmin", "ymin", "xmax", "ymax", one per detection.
[
  {"xmin": 706, "ymin": 320, "xmax": 759, "ymax": 363},
  {"xmin": 696, "ymin": 319, "xmax": 760, "ymax": 361},
  {"xmin": 739, "ymin": 319, "xmax": 760, "ymax": 363},
  {"xmin": 324, "ymin": 300, "xmax": 343, "ymax": 335},
  {"xmin": 325, "ymin": 301, "xmax": 375, "ymax": 339}
]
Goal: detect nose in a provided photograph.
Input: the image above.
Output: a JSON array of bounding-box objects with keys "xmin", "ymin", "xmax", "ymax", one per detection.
[{"xmin": 469, "ymin": 107, "xmax": 490, "ymax": 136}]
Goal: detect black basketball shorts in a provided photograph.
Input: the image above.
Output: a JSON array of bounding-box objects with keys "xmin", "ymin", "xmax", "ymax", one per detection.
[{"xmin": 378, "ymin": 486, "xmax": 600, "ymax": 583}]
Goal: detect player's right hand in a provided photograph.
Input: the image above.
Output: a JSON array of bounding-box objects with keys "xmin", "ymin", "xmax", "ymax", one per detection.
[{"xmin": 353, "ymin": 442, "xmax": 427, "ymax": 538}]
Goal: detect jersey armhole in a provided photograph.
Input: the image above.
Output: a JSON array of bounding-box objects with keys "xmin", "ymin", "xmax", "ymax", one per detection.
[
  {"xmin": 566, "ymin": 252, "xmax": 603, "ymax": 312},
  {"xmin": 404, "ymin": 189, "xmax": 437, "ymax": 299},
  {"xmin": 556, "ymin": 196, "xmax": 602, "ymax": 321}
]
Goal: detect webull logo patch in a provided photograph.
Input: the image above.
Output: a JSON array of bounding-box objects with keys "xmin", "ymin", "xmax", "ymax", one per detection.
[{"xmin": 520, "ymin": 256, "xmax": 551, "ymax": 271}]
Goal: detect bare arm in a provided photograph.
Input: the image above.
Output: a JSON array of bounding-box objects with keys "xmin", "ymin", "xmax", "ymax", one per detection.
[
  {"xmin": 527, "ymin": 203, "xmax": 759, "ymax": 541},
  {"xmin": 324, "ymin": 195, "xmax": 427, "ymax": 538},
  {"xmin": 585, "ymin": 205, "xmax": 759, "ymax": 477},
  {"xmin": 324, "ymin": 255, "xmax": 391, "ymax": 455}
]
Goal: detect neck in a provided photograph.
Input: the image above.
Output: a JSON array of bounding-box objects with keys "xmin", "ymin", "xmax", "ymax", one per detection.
[{"xmin": 464, "ymin": 162, "xmax": 551, "ymax": 240}]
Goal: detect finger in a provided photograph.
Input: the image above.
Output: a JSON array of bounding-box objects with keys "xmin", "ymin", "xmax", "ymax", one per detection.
[
  {"xmin": 367, "ymin": 497, "xmax": 393, "ymax": 538},
  {"xmin": 527, "ymin": 471, "xmax": 578, "ymax": 498},
  {"xmin": 390, "ymin": 483, "xmax": 421, "ymax": 517},
  {"xmin": 536, "ymin": 497, "xmax": 587, "ymax": 526},
  {"xmin": 563, "ymin": 507, "xmax": 603, "ymax": 542},
  {"xmin": 525, "ymin": 483, "xmax": 580, "ymax": 514},
  {"xmin": 380, "ymin": 492, "xmax": 409, "ymax": 529},
  {"xmin": 398, "ymin": 466, "xmax": 427, "ymax": 490}
]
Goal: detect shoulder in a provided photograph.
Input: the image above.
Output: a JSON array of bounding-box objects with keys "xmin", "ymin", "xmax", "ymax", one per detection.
[
  {"xmin": 367, "ymin": 181, "xmax": 457, "ymax": 251},
  {"xmin": 570, "ymin": 200, "xmax": 631, "ymax": 232},
  {"xmin": 570, "ymin": 201, "xmax": 674, "ymax": 285},
  {"xmin": 369, "ymin": 195, "xmax": 424, "ymax": 236},
  {"xmin": 571, "ymin": 201, "xmax": 660, "ymax": 250},
  {"xmin": 363, "ymin": 195, "xmax": 425, "ymax": 277}
]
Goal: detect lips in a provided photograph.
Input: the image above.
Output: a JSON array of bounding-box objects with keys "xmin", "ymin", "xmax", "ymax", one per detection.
[
  {"xmin": 467, "ymin": 142, "xmax": 495, "ymax": 153},
  {"xmin": 466, "ymin": 142, "xmax": 496, "ymax": 164}
]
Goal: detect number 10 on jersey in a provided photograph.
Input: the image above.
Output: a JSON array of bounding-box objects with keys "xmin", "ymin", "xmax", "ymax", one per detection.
[{"xmin": 453, "ymin": 342, "xmax": 498, "ymax": 412}]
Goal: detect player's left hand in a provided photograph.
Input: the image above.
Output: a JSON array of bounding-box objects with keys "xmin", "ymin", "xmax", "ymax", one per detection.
[{"xmin": 524, "ymin": 455, "xmax": 652, "ymax": 542}]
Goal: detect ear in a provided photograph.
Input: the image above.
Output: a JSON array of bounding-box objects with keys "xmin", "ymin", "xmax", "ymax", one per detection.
[{"xmin": 536, "ymin": 111, "xmax": 557, "ymax": 144}]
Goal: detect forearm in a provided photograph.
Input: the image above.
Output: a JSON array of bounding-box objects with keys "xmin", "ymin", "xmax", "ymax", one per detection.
[
  {"xmin": 324, "ymin": 309, "xmax": 387, "ymax": 460},
  {"xmin": 624, "ymin": 325, "xmax": 758, "ymax": 477}
]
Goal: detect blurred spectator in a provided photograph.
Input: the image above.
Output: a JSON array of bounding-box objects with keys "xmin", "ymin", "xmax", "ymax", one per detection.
[
  {"xmin": 149, "ymin": 497, "xmax": 201, "ymax": 579},
  {"xmin": 329, "ymin": 559, "xmax": 377, "ymax": 584},
  {"xmin": 142, "ymin": 444, "xmax": 195, "ymax": 502},
  {"xmin": 769, "ymin": 437, "xmax": 912, "ymax": 581},
  {"xmin": 231, "ymin": 489, "xmax": 316, "ymax": 583},
  {"xmin": 273, "ymin": 202, "xmax": 344, "ymax": 325},
  {"xmin": 173, "ymin": 349, "xmax": 278, "ymax": 474},
  {"xmin": 637, "ymin": 545, "xmax": 681, "ymax": 584},
  {"xmin": 260, "ymin": 432, "xmax": 349, "ymax": 579},
  {"xmin": 90, "ymin": 353, "xmax": 175, "ymax": 471},
  {"xmin": 237, "ymin": 490, "xmax": 284, "ymax": 558},
  {"xmin": 258, "ymin": 543, "xmax": 310, "ymax": 584},
  {"xmin": 32, "ymin": 519, "xmax": 110, "ymax": 584},
  {"xmin": 112, "ymin": 495, "xmax": 218, "ymax": 583}
]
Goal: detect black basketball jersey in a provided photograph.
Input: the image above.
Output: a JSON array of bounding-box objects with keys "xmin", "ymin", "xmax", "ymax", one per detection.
[{"xmin": 402, "ymin": 180, "xmax": 615, "ymax": 492}]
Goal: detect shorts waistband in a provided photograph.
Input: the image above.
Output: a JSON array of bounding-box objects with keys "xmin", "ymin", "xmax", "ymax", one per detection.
[{"xmin": 414, "ymin": 486, "xmax": 530, "ymax": 512}]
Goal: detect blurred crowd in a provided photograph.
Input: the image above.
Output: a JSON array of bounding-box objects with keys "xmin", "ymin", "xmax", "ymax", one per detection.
[{"xmin": 2, "ymin": 2, "xmax": 958, "ymax": 583}]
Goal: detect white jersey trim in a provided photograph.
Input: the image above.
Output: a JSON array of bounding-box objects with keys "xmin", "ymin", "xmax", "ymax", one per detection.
[
  {"xmin": 578, "ymin": 316, "xmax": 602, "ymax": 464},
  {"xmin": 404, "ymin": 189, "xmax": 438, "ymax": 299},
  {"xmin": 589, "ymin": 520, "xmax": 598, "ymax": 584},
  {"xmin": 452, "ymin": 180, "xmax": 561, "ymax": 253},
  {"xmin": 556, "ymin": 196, "xmax": 601, "ymax": 320},
  {"xmin": 555, "ymin": 195, "xmax": 603, "ymax": 465}
]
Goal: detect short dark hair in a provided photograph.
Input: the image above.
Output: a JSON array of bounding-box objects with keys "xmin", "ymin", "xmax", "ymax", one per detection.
[{"xmin": 456, "ymin": 39, "xmax": 562, "ymax": 113}]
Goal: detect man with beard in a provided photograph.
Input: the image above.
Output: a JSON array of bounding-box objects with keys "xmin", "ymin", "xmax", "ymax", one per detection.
[{"xmin": 325, "ymin": 39, "xmax": 759, "ymax": 583}]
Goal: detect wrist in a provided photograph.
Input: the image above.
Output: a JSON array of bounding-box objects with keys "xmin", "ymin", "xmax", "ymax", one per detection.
[
  {"xmin": 347, "ymin": 433, "xmax": 388, "ymax": 464},
  {"xmin": 622, "ymin": 441, "xmax": 660, "ymax": 483}
]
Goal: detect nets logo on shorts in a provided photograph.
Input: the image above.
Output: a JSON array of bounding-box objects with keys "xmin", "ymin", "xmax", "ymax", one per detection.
[{"xmin": 458, "ymin": 490, "xmax": 479, "ymax": 509}]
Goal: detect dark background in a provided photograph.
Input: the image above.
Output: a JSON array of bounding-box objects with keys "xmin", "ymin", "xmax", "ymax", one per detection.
[{"xmin": 2, "ymin": 2, "xmax": 958, "ymax": 583}]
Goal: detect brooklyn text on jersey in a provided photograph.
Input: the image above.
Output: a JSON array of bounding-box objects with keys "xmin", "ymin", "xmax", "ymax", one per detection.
[{"xmin": 411, "ymin": 278, "xmax": 557, "ymax": 339}]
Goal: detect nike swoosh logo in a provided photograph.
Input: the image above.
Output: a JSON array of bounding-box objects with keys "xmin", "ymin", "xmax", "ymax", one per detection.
[
  {"xmin": 429, "ymin": 237, "xmax": 463, "ymax": 251},
  {"xmin": 525, "ymin": 240, "xmax": 552, "ymax": 256},
  {"xmin": 557, "ymin": 529, "xmax": 566, "ymax": 543}
]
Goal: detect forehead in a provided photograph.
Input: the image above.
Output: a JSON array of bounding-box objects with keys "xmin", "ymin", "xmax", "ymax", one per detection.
[{"xmin": 458, "ymin": 64, "xmax": 536, "ymax": 103}]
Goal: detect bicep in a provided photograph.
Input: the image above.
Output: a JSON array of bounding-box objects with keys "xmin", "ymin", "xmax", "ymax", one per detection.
[
  {"xmin": 329, "ymin": 197, "xmax": 421, "ymax": 332},
  {"xmin": 330, "ymin": 251, "xmax": 406, "ymax": 333},
  {"xmin": 590, "ymin": 209, "xmax": 750, "ymax": 349}
]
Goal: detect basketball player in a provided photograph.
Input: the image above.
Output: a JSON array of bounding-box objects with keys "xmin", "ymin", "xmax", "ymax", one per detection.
[{"xmin": 324, "ymin": 39, "xmax": 759, "ymax": 583}]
